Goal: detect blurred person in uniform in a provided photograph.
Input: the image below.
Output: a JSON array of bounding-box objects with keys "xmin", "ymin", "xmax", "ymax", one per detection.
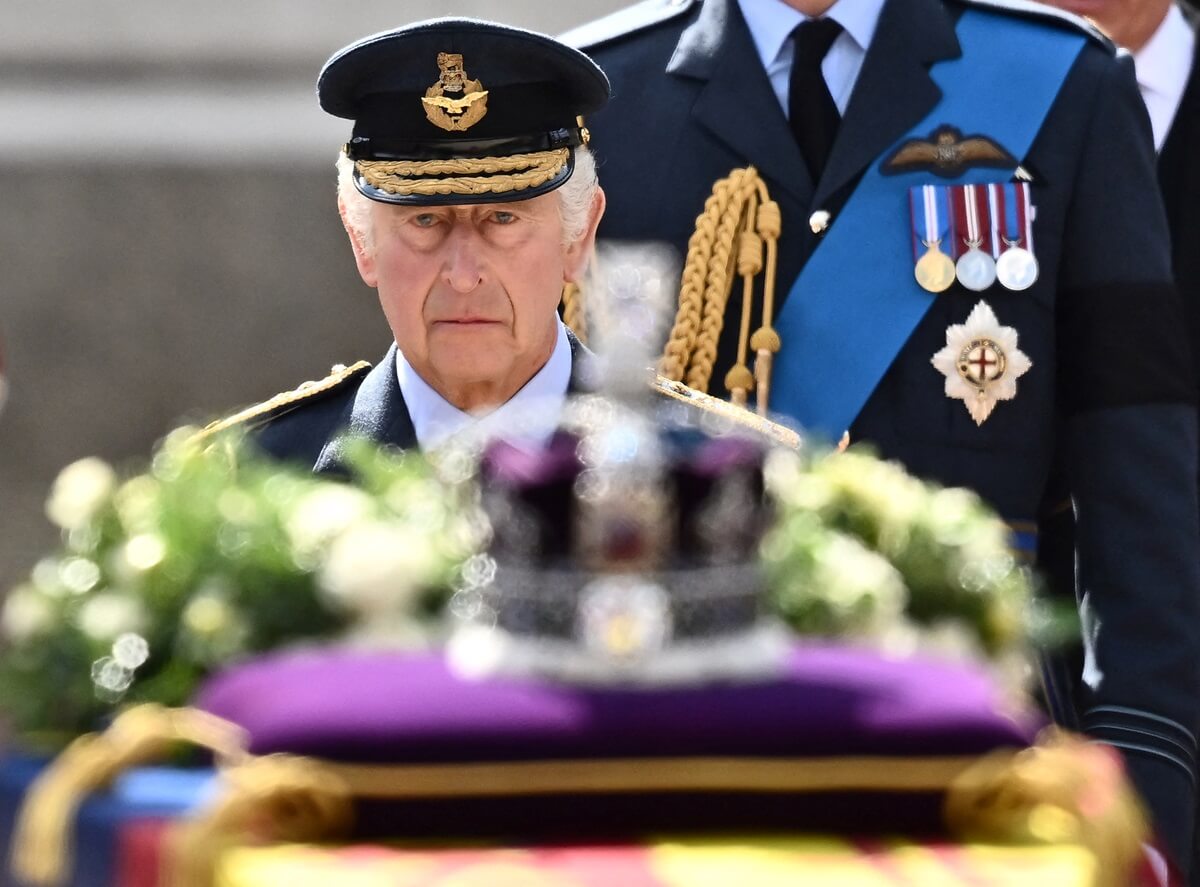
[
  {"xmin": 1049, "ymin": 0, "xmax": 1199, "ymax": 461},
  {"xmin": 203, "ymin": 22, "xmax": 610, "ymax": 465},
  {"xmin": 565, "ymin": 0, "xmax": 1200, "ymax": 873},
  {"xmin": 1041, "ymin": 3, "xmax": 1200, "ymax": 881}
]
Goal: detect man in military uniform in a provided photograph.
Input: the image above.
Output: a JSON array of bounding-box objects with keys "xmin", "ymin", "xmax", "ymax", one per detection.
[
  {"xmin": 204, "ymin": 21, "xmax": 610, "ymax": 467},
  {"xmin": 565, "ymin": 0, "xmax": 1200, "ymax": 873}
]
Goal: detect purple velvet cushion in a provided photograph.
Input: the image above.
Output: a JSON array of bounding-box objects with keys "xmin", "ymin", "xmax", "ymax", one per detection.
[{"xmin": 195, "ymin": 644, "xmax": 1037, "ymax": 764}]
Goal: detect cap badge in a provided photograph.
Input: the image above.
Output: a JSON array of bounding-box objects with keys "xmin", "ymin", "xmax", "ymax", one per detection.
[
  {"xmin": 421, "ymin": 52, "xmax": 489, "ymax": 132},
  {"xmin": 931, "ymin": 300, "xmax": 1032, "ymax": 426}
]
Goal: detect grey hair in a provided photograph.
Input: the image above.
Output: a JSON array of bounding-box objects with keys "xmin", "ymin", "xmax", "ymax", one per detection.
[{"xmin": 336, "ymin": 146, "xmax": 599, "ymax": 250}]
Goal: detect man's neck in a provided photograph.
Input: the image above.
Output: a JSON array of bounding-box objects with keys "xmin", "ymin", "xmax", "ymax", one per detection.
[
  {"xmin": 1095, "ymin": 0, "xmax": 1173, "ymax": 52},
  {"xmin": 778, "ymin": 0, "xmax": 839, "ymax": 17}
]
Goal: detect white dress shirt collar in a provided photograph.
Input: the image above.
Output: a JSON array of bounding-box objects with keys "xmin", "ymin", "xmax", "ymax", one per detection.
[
  {"xmin": 1133, "ymin": 3, "xmax": 1195, "ymax": 151},
  {"xmin": 395, "ymin": 319, "xmax": 573, "ymax": 451},
  {"xmin": 737, "ymin": 0, "xmax": 886, "ymax": 115}
]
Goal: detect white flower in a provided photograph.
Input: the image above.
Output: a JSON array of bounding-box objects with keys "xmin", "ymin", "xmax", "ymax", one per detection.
[
  {"xmin": 111, "ymin": 632, "xmax": 150, "ymax": 669},
  {"xmin": 59, "ymin": 557, "xmax": 101, "ymax": 595},
  {"xmin": 91, "ymin": 656, "xmax": 134, "ymax": 695},
  {"xmin": 77, "ymin": 592, "xmax": 145, "ymax": 642},
  {"xmin": 120, "ymin": 534, "xmax": 167, "ymax": 573},
  {"xmin": 45, "ymin": 457, "xmax": 117, "ymax": 530},
  {"xmin": 320, "ymin": 520, "xmax": 440, "ymax": 617},
  {"xmin": 931, "ymin": 301, "xmax": 1032, "ymax": 426},
  {"xmin": 2, "ymin": 585, "xmax": 56, "ymax": 642},
  {"xmin": 182, "ymin": 589, "xmax": 235, "ymax": 637},
  {"xmin": 286, "ymin": 486, "xmax": 374, "ymax": 553}
]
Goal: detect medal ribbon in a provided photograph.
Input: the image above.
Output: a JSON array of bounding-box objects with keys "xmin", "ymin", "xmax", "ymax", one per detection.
[
  {"xmin": 999, "ymin": 182, "xmax": 1022, "ymax": 249},
  {"xmin": 962, "ymin": 184, "xmax": 983, "ymax": 249},
  {"xmin": 910, "ymin": 185, "xmax": 952, "ymax": 262},
  {"xmin": 987, "ymin": 184, "xmax": 1002, "ymax": 258},
  {"xmin": 769, "ymin": 11, "xmax": 1086, "ymax": 441},
  {"xmin": 1018, "ymin": 182, "xmax": 1035, "ymax": 253}
]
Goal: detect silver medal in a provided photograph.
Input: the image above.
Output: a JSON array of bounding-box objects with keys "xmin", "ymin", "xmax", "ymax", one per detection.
[
  {"xmin": 995, "ymin": 246, "xmax": 1039, "ymax": 291},
  {"xmin": 955, "ymin": 245, "xmax": 997, "ymax": 292}
]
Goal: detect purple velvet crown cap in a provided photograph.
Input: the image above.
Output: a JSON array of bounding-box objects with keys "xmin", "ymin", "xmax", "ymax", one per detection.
[{"xmin": 480, "ymin": 432, "xmax": 769, "ymax": 566}]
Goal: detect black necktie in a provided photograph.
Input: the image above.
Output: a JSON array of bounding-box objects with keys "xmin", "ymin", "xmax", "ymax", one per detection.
[{"xmin": 788, "ymin": 18, "xmax": 843, "ymax": 183}]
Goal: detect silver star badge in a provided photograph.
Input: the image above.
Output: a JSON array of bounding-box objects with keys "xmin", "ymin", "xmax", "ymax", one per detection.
[{"xmin": 931, "ymin": 301, "xmax": 1032, "ymax": 426}]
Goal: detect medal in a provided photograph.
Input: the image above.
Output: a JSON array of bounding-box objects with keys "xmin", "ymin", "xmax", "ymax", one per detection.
[
  {"xmin": 931, "ymin": 300, "xmax": 1032, "ymax": 426},
  {"xmin": 954, "ymin": 184, "xmax": 996, "ymax": 291},
  {"xmin": 994, "ymin": 182, "xmax": 1039, "ymax": 291},
  {"xmin": 911, "ymin": 184, "xmax": 956, "ymax": 293},
  {"xmin": 916, "ymin": 245, "xmax": 956, "ymax": 292}
]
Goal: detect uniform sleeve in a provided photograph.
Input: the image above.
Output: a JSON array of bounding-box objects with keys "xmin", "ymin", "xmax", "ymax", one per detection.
[{"xmin": 1056, "ymin": 50, "xmax": 1200, "ymax": 867}]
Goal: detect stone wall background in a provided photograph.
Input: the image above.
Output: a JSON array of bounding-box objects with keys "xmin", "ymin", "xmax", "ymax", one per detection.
[{"xmin": 0, "ymin": 1, "xmax": 625, "ymax": 591}]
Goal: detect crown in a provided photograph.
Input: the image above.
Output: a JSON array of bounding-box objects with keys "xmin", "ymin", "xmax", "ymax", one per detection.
[{"xmin": 445, "ymin": 397, "xmax": 791, "ymax": 685}]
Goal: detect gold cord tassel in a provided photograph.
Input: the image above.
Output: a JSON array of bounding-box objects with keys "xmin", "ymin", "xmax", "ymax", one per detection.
[
  {"xmin": 944, "ymin": 729, "xmax": 1148, "ymax": 887},
  {"xmin": 659, "ymin": 168, "xmax": 782, "ymax": 416},
  {"xmin": 165, "ymin": 754, "xmax": 353, "ymax": 887},
  {"xmin": 10, "ymin": 705, "xmax": 248, "ymax": 887}
]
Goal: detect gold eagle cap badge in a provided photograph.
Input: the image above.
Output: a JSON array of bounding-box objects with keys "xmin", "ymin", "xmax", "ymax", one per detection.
[
  {"xmin": 883, "ymin": 125, "xmax": 1016, "ymax": 178},
  {"xmin": 422, "ymin": 52, "xmax": 489, "ymax": 132}
]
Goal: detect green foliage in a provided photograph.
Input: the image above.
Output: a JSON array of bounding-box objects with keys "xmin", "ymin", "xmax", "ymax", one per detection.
[
  {"xmin": 0, "ymin": 429, "xmax": 474, "ymax": 743},
  {"xmin": 762, "ymin": 446, "xmax": 1071, "ymax": 665}
]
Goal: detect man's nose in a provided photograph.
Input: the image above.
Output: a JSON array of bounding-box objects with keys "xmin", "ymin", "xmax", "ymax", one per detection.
[{"xmin": 441, "ymin": 226, "xmax": 485, "ymax": 293}]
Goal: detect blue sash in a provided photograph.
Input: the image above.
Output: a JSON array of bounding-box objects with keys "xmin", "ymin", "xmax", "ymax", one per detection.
[{"xmin": 769, "ymin": 10, "xmax": 1087, "ymax": 441}]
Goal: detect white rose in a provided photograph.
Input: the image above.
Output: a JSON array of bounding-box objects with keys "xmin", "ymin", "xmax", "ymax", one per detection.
[
  {"xmin": 77, "ymin": 592, "xmax": 146, "ymax": 642},
  {"xmin": 286, "ymin": 486, "xmax": 374, "ymax": 554},
  {"xmin": 320, "ymin": 520, "xmax": 440, "ymax": 617},
  {"xmin": 45, "ymin": 457, "xmax": 117, "ymax": 530}
]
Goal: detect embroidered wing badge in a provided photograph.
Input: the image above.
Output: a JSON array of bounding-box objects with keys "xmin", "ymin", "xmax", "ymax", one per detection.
[{"xmin": 884, "ymin": 126, "xmax": 1016, "ymax": 178}]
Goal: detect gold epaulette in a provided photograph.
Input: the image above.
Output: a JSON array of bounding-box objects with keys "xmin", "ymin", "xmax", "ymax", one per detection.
[
  {"xmin": 651, "ymin": 374, "xmax": 801, "ymax": 450},
  {"xmin": 197, "ymin": 361, "xmax": 372, "ymax": 440}
]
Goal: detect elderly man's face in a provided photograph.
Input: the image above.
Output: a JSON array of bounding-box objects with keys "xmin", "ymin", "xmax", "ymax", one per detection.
[{"xmin": 347, "ymin": 190, "xmax": 599, "ymax": 411}]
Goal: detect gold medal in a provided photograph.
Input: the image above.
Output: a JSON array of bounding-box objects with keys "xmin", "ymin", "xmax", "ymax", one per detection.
[{"xmin": 915, "ymin": 242, "xmax": 956, "ymax": 293}]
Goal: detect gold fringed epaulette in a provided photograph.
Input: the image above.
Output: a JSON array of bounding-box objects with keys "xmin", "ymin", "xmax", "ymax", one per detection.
[
  {"xmin": 196, "ymin": 360, "xmax": 372, "ymax": 441},
  {"xmin": 652, "ymin": 374, "xmax": 801, "ymax": 451}
]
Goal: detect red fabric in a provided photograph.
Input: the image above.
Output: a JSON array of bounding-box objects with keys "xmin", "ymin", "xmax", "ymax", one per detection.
[{"xmin": 115, "ymin": 818, "xmax": 172, "ymax": 887}]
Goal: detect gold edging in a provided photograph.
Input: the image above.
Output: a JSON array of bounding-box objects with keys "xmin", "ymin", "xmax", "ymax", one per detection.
[
  {"xmin": 320, "ymin": 753, "xmax": 984, "ymax": 799},
  {"xmin": 196, "ymin": 361, "xmax": 371, "ymax": 441},
  {"xmin": 652, "ymin": 375, "xmax": 801, "ymax": 450}
]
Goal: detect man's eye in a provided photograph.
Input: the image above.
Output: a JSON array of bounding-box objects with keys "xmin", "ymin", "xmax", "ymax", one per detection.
[
  {"xmin": 413, "ymin": 213, "xmax": 438, "ymax": 228},
  {"xmin": 491, "ymin": 210, "xmax": 516, "ymax": 225}
]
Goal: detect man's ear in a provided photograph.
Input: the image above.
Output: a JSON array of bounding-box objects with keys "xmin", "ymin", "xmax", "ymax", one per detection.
[
  {"xmin": 564, "ymin": 186, "xmax": 606, "ymax": 284},
  {"xmin": 338, "ymin": 197, "xmax": 377, "ymax": 287}
]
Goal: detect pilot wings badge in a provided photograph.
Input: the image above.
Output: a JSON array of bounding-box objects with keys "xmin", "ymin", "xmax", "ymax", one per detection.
[
  {"xmin": 931, "ymin": 300, "xmax": 1032, "ymax": 426},
  {"xmin": 422, "ymin": 52, "xmax": 489, "ymax": 132},
  {"xmin": 884, "ymin": 126, "xmax": 1016, "ymax": 178}
]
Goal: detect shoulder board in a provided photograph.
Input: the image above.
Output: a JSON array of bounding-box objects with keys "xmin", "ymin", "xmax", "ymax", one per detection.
[
  {"xmin": 198, "ymin": 360, "xmax": 371, "ymax": 440},
  {"xmin": 951, "ymin": 0, "xmax": 1114, "ymax": 51},
  {"xmin": 560, "ymin": 0, "xmax": 698, "ymax": 50},
  {"xmin": 651, "ymin": 375, "xmax": 802, "ymax": 450}
]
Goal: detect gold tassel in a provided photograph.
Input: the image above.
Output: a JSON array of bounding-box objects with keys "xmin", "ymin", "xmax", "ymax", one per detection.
[
  {"xmin": 660, "ymin": 170, "xmax": 783, "ymax": 419},
  {"xmin": 944, "ymin": 729, "xmax": 1148, "ymax": 887},
  {"xmin": 165, "ymin": 754, "xmax": 353, "ymax": 887},
  {"xmin": 10, "ymin": 705, "xmax": 247, "ymax": 887}
]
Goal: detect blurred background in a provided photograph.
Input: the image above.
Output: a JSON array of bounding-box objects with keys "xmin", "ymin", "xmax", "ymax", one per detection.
[{"xmin": 0, "ymin": 1, "xmax": 625, "ymax": 592}]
